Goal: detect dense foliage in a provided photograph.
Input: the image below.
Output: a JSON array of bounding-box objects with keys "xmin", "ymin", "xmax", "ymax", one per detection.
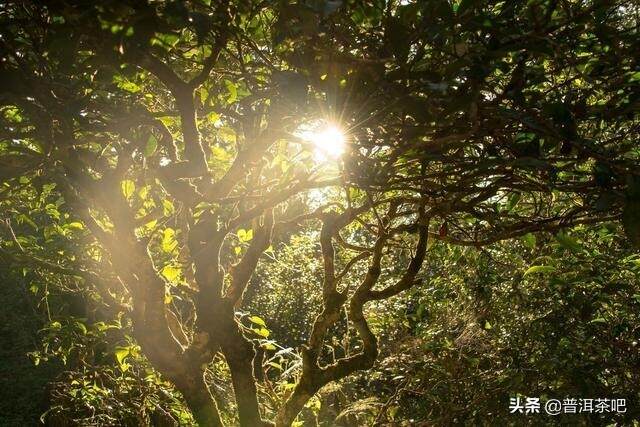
[{"xmin": 0, "ymin": 0, "xmax": 638, "ymax": 425}]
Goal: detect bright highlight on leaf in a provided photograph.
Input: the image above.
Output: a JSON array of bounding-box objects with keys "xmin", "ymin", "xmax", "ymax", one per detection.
[
  {"xmin": 114, "ymin": 347, "xmax": 129, "ymax": 365},
  {"xmin": 249, "ymin": 315, "xmax": 266, "ymax": 327}
]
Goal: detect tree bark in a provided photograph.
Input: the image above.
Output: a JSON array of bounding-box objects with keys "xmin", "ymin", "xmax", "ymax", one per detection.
[
  {"xmin": 178, "ymin": 373, "xmax": 224, "ymax": 427},
  {"xmin": 274, "ymin": 384, "xmax": 316, "ymax": 427},
  {"xmin": 221, "ymin": 326, "xmax": 272, "ymax": 427}
]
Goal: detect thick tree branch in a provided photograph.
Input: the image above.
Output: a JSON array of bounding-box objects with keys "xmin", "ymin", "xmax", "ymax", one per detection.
[{"xmin": 225, "ymin": 209, "xmax": 274, "ymax": 305}]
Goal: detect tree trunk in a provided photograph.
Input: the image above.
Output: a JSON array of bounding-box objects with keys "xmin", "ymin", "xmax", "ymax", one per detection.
[
  {"xmin": 222, "ymin": 327, "xmax": 272, "ymax": 427},
  {"xmin": 274, "ymin": 379, "xmax": 317, "ymax": 427},
  {"xmin": 179, "ymin": 375, "xmax": 224, "ymax": 427}
]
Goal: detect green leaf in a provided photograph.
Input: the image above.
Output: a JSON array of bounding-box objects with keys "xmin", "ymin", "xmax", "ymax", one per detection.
[
  {"xmin": 121, "ymin": 180, "xmax": 135, "ymax": 199},
  {"xmin": 237, "ymin": 228, "xmax": 253, "ymax": 242},
  {"xmin": 506, "ymin": 192, "xmax": 521, "ymax": 211},
  {"xmin": 17, "ymin": 214, "xmax": 38, "ymax": 230},
  {"xmin": 268, "ymin": 361, "xmax": 282, "ymax": 370},
  {"xmin": 74, "ymin": 321, "xmax": 87, "ymax": 335},
  {"xmin": 555, "ymin": 232, "xmax": 582, "ymax": 252},
  {"xmin": 136, "ymin": 186, "xmax": 148, "ymax": 200},
  {"xmin": 522, "ymin": 233, "xmax": 536, "ymax": 249},
  {"xmin": 118, "ymin": 80, "xmax": 141, "ymax": 93},
  {"xmin": 110, "ymin": 23, "xmax": 124, "ymax": 34},
  {"xmin": 50, "ymin": 321, "xmax": 62, "ymax": 330},
  {"xmin": 67, "ymin": 221, "xmax": 84, "ymax": 230},
  {"xmin": 142, "ymin": 219, "xmax": 157, "ymax": 231},
  {"xmin": 207, "ymin": 112, "xmax": 221, "ymax": 123},
  {"xmin": 153, "ymin": 33, "xmax": 180, "ymax": 48},
  {"xmin": 31, "ymin": 353, "xmax": 41, "ymax": 366},
  {"xmin": 161, "ymin": 265, "xmax": 181, "ymax": 282},
  {"xmin": 144, "ymin": 134, "xmax": 158, "ymax": 157},
  {"xmin": 261, "ymin": 341, "xmax": 277, "ymax": 351},
  {"xmin": 249, "ymin": 315, "xmax": 266, "ymax": 327},
  {"xmin": 224, "ymin": 80, "xmax": 237, "ymax": 104},
  {"xmin": 199, "ymin": 87, "xmax": 209, "ymax": 105},
  {"xmin": 3, "ymin": 106, "xmax": 23, "ymax": 123},
  {"xmin": 253, "ymin": 327, "xmax": 270, "ymax": 338},
  {"xmin": 162, "ymin": 199, "xmax": 175, "ymax": 216},
  {"xmin": 114, "ymin": 347, "xmax": 129, "ymax": 365},
  {"xmin": 524, "ymin": 265, "xmax": 556, "ymax": 276},
  {"xmin": 161, "ymin": 228, "xmax": 178, "ymax": 253}
]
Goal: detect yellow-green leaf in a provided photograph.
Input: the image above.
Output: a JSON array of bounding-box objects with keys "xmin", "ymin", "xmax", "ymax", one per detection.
[
  {"xmin": 253, "ymin": 327, "xmax": 270, "ymax": 338},
  {"xmin": 114, "ymin": 347, "xmax": 129, "ymax": 365},
  {"xmin": 224, "ymin": 80, "xmax": 237, "ymax": 104},
  {"xmin": 162, "ymin": 199, "xmax": 175, "ymax": 216},
  {"xmin": 161, "ymin": 265, "xmax": 181, "ymax": 282},
  {"xmin": 524, "ymin": 265, "xmax": 556, "ymax": 276},
  {"xmin": 161, "ymin": 228, "xmax": 178, "ymax": 253},
  {"xmin": 144, "ymin": 134, "xmax": 158, "ymax": 157},
  {"xmin": 249, "ymin": 316, "xmax": 266, "ymax": 327},
  {"xmin": 121, "ymin": 180, "xmax": 135, "ymax": 199}
]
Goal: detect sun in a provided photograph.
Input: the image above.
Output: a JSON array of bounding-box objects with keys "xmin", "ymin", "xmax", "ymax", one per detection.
[
  {"xmin": 299, "ymin": 123, "xmax": 347, "ymax": 160},
  {"xmin": 310, "ymin": 125, "xmax": 346, "ymax": 158}
]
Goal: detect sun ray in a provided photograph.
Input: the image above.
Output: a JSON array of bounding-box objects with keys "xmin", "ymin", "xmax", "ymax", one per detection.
[{"xmin": 296, "ymin": 122, "xmax": 347, "ymax": 161}]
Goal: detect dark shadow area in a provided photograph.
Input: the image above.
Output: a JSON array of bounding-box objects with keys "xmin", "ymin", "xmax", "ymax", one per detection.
[{"xmin": 0, "ymin": 272, "xmax": 62, "ymax": 426}]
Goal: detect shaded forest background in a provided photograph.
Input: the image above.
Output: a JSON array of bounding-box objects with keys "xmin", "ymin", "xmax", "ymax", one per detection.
[{"xmin": 3, "ymin": 221, "xmax": 640, "ymax": 425}]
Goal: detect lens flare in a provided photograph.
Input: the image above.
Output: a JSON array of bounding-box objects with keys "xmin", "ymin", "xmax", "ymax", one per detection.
[
  {"xmin": 296, "ymin": 121, "xmax": 347, "ymax": 162},
  {"xmin": 310, "ymin": 125, "xmax": 346, "ymax": 158}
]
